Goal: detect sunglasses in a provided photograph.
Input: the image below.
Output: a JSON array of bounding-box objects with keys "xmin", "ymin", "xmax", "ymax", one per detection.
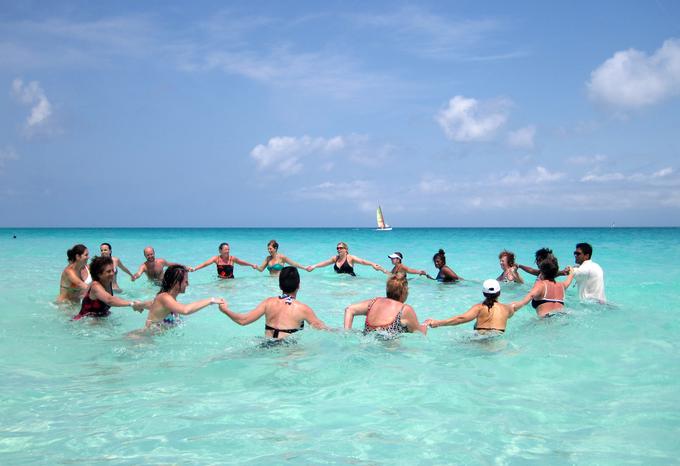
[
  {"xmin": 337, "ymin": 247, "xmax": 345, "ymax": 250},
  {"xmin": 573, "ymin": 251, "xmax": 583, "ymax": 256}
]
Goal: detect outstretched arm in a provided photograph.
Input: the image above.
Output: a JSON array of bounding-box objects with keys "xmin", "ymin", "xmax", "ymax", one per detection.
[
  {"xmin": 302, "ymin": 304, "xmax": 327, "ymax": 330},
  {"xmin": 425, "ymin": 304, "xmax": 481, "ymax": 328},
  {"xmin": 191, "ymin": 256, "xmax": 217, "ymax": 272},
  {"xmin": 561, "ymin": 267, "xmax": 576, "ymax": 289},
  {"xmin": 116, "ymin": 259, "xmax": 133, "ymax": 277},
  {"xmin": 233, "ymin": 256, "xmax": 257, "ymax": 268},
  {"xmin": 90, "ymin": 282, "xmax": 140, "ymax": 310},
  {"xmin": 131, "ymin": 263, "xmax": 147, "ymax": 281},
  {"xmin": 350, "ymin": 255, "xmax": 384, "ymax": 272},
  {"xmin": 399, "ymin": 264, "xmax": 427, "ymax": 276},
  {"xmin": 281, "ymin": 255, "xmax": 306, "ymax": 269},
  {"xmin": 308, "ymin": 257, "xmax": 336, "ymax": 271},
  {"xmin": 511, "ymin": 282, "xmax": 542, "ymax": 310},
  {"xmin": 442, "ymin": 266, "xmax": 462, "ymax": 281},
  {"xmin": 256, "ymin": 256, "xmax": 271, "ymax": 272},
  {"xmin": 343, "ymin": 299, "xmax": 374, "ymax": 329},
  {"xmin": 218, "ymin": 299, "xmax": 267, "ymax": 326},
  {"xmin": 518, "ymin": 264, "xmax": 539, "ymax": 276},
  {"xmin": 401, "ymin": 305, "xmax": 428, "ymax": 334},
  {"xmin": 160, "ymin": 295, "xmax": 223, "ymax": 316}
]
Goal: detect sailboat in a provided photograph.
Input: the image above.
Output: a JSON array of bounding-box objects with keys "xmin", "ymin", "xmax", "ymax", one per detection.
[{"xmin": 376, "ymin": 205, "xmax": 392, "ymax": 231}]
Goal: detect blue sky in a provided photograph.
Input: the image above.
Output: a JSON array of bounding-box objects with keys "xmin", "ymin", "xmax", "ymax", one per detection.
[{"xmin": 1, "ymin": 0, "xmax": 679, "ymax": 227}]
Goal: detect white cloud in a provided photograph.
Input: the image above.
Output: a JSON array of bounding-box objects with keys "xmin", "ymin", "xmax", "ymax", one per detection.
[
  {"xmin": 568, "ymin": 154, "xmax": 608, "ymax": 165},
  {"xmin": 652, "ymin": 167, "xmax": 673, "ymax": 178},
  {"xmin": 580, "ymin": 172, "xmax": 626, "ymax": 182},
  {"xmin": 0, "ymin": 146, "xmax": 19, "ymax": 171},
  {"xmin": 499, "ymin": 166, "xmax": 564, "ymax": 185},
  {"xmin": 581, "ymin": 167, "xmax": 675, "ymax": 183},
  {"xmin": 587, "ymin": 38, "xmax": 680, "ymax": 108},
  {"xmin": 436, "ymin": 95, "xmax": 510, "ymax": 142},
  {"xmin": 506, "ymin": 125, "xmax": 536, "ymax": 149},
  {"xmin": 250, "ymin": 135, "xmax": 344, "ymax": 175},
  {"xmin": 11, "ymin": 78, "xmax": 52, "ymax": 130}
]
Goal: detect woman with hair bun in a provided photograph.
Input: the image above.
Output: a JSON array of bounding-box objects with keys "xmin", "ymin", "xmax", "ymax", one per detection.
[
  {"xmin": 432, "ymin": 249, "xmax": 462, "ymax": 282},
  {"xmin": 57, "ymin": 244, "xmax": 91, "ymax": 304},
  {"xmin": 425, "ymin": 279, "xmax": 515, "ymax": 334},
  {"xmin": 73, "ymin": 256, "xmax": 145, "ymax": 320}
]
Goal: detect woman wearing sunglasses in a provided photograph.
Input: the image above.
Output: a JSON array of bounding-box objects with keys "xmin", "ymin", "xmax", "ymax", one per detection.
[{"xmin": 307, "ymin": 242, "xmax": 385, "ymax": 276}]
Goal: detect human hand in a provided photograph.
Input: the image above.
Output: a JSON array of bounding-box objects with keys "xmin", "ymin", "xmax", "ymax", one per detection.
[
  {"xmin": 306, "ymin": 265, "xmax": 314, "ymax": 272},
  {"xmin": 188, "ymin": 267, "xmax": 195, "ymax": 272},
  {"xmin": 424, "ymin": 319, "xmax": 436, "ymax": 328},
  {"xmin": 132, "ymin": 301, "xmax": 145, "ymax": 312},
  {"xmin": 210, "ymin": 297, "xmax": 225, "ymax": 306},
  {"xmin": 252, "ymin": 264, "xmax": 258, "ymax": 269}
]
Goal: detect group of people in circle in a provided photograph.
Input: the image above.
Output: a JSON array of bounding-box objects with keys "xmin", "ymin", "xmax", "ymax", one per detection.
[{"xmin": 57, "ymin": 238, "xmax": 606, "ymax": 340}]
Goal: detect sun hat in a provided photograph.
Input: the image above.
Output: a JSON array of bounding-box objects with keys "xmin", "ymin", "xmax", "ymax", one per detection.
[
  {"xmin": 387, "ymin": 252, "xmax": 403, "ymax": 260},
  {"xmin": 482, "ymin": 279, "xmax": 501, "ymax": 294}
]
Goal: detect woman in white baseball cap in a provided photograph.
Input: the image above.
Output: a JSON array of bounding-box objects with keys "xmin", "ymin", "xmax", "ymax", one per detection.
[
  {"xmin": 424, "ymin": 279, "xmax": 516, "ymax": 334},
  {"xmin": 384, "ymin": 252, "xmax": 430, "ymax": 278}
]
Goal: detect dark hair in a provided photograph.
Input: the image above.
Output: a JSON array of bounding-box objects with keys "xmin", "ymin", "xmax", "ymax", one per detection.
[
  {"xmin": 535, "ymin": 247, "xmax": 553, "ymax": 262},
  {"xmin": 576, "ymin": 242, "xmax": 593, "ymax": 258},
  {"xmin": 100, "ymin": 242, "xmax": 112, "ymax": 252},
  {"xmin": 386, "ymin": 274, "xmax": 408, "ymax": 301},
  {"xmin": 482, "ymin": 291, "xmax": 500, "ymax": 310},
  {"xmin": 90, "ymin": 255, "xmax": 113, "ymax": 282},
  {"xmin": 539, "ymin": 255, "xmax": 559, "ymax": 281},
  {"xmin": 279, "ymin": 266, "xmax": 300, "ymax": 293},
  {"xmin": 67, "ymin": 244, "xmax": 87, "ymax": 263},
  {"xmin": 432, "ymin": 249, "xmax": 446, "ymax": 265},
  {"xmin": 499, "ymin": 250, "xmax": 516, "ymax": 267},
  {"xmin": 158, "ymin": 265, "xmax": 188, "ymax": 294},
  {"xmin": 219, "ymin": 242, "xmax": 229, "ymax": 251},
  {"xmin": 268, "ymin": 240, "xmax": 279, "ymax": 250}
]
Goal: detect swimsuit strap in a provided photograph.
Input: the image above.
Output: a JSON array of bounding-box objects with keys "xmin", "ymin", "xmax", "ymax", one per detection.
[{"xmin": 279, "ymin": 294, "xmax": 295, "ymax": 305}]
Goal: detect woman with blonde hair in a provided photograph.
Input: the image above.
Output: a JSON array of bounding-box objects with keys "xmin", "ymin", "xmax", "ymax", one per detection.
[
  {"xmin": 308, "ymin": 242, "xmax": 385, "ymax": 276},
  {"xmin": 344, "ymin": 274, "xmax": 427, "ymax": 334}
]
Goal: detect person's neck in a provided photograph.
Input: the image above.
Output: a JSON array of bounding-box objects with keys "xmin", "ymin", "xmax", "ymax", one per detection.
[{"xmin": 282, "ymin": 290, "xmax": 298, "ymax": 299}]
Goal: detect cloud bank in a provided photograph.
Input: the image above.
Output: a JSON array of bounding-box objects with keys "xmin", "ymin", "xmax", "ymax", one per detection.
[{"xmin": 436, "ymin": 95, "xmax": 510, "ymax": 142}]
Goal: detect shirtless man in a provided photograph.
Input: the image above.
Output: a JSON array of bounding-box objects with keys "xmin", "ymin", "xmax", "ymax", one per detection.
[{"xmin": 131, "ymin": 247, "xmax": 178, "ymax": 283}]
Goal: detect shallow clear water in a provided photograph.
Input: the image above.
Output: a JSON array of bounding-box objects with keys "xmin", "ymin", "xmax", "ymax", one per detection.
[{"xmin": 1, "ymin": 228, "xmax": 679, "ymax": 464}]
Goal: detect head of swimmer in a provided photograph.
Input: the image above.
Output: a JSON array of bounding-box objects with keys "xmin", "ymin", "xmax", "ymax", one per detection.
[
  {"xmin": 432, "ymin": 249, "xmax": 446, "ymax": 269},
  {"xmin": 100, "ymin": 242, "xmax": 112, "ymax": 257},
  {"xmin": 386, "ymin": 274, "xmax": 408, "ymax": 303},
  {"xmin": 159, "ymin": 265, "xmax": 189, "ymax": 295},
  {"xmin": 67, "ymin": 244, "xmax": 89, "ymax": 264},
  {"xmin": 574, "ymin": 243, "xmax": 592, "ymax": 265},
  {"xmin": 336, "ymin": 242, "xmax": 348, "ymax": 256},
  {"xmin": 144, "ymin": 247, "xmax": 156, "ymax": 262},
  {"xmin": 267, "ymin": 240, "xmax": 279, "ymax": 256},
  {"xmin": 499, "ymin": 250, "xmax": 516, "ymax": 270},
  {"xmin": 218, "ymin": 242, "xmax": 230, "ymax": 256},
  {"xmin": 90, "ymin": 256, "xmax": 114, "ymax": 284},
  {"xmin": 534, "ymin": 247, "xmax": 553, "ymax": 265},
  {"xmin": 279, "ymin": 266, "xmax": 300, "ymax": 294},
  {"xmin": 539, "ymin": 256, "xmax": 559, "ymax": 281}
]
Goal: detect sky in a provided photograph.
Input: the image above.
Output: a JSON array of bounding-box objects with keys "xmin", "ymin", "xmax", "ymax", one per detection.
[{"xmin": 1, "ymin": 0, "xmax": 679, "ymax": 227}]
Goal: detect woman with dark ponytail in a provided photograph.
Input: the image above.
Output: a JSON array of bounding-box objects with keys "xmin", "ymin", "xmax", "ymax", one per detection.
[
  {"xmin": 432, "ymin": 249, "xmax": 462, "ymax": 282},
  {"xmin": 57, "ymin": 244, "xmax": 91, "ymax": 304},
  {"xmin": 424, "ymin": 279, "xmax": 515, "ymax": 334}
]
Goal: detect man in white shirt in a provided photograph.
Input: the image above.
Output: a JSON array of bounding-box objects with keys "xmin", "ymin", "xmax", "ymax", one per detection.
[{"xmin": 571, "ymin": 242, "xmax": 606, "ymax": 303}]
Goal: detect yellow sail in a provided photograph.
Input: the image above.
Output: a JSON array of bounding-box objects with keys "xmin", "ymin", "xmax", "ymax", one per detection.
[{"xmin": 376, "ymin": 205, "xmax": 386, "ymax": 229}]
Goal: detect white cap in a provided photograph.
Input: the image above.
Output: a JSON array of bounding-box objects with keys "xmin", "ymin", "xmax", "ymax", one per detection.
[
  {"xmin": 387, "ymin": 252, "xmax": 403, "ymax": 260},
  {"xmin": 482, "ymin": 279, "xmax": 501, "ymax": 294}
]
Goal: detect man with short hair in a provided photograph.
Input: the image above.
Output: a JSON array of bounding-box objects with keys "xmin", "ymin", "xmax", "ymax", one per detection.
[
  {"xmin": 132, "ymin": 247, "xmax": 178, "ymax": 283},
  {"xmin": 571, "ymin": 242, "xmax": 606, "ymax": 303}
]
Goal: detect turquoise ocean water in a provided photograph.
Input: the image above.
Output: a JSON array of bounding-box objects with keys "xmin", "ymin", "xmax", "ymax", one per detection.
[{"xmin": 1, "ymin": 227, "xmax": 679, "ymax": 464}]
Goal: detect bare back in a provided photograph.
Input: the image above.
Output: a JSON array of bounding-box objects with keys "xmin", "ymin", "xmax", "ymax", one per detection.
[{"xmin": 473, "ymin": 302, "xmax": 514, "ymax": 332}]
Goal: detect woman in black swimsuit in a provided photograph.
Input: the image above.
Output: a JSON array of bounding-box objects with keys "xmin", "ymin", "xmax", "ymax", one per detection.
[
  {"xmin": 219, "ymin": 267, "xmax": 326, "ymax": 340},
  {"xmin": 425, "ymin": 279, "xmax": 515, "ymax": 334},
  {"xmin": 308, "ymin": 242, "xmax": 385, "ymax": 276},
  {"xmin": 191, "ymin": 242, "xmax": 258, "ymax": 279},
  {"xmin": 512, "ymin": 256, "xmax": 575, "ymax": 318},
  {"xmin": 432, "ymin": 249, "xmax": 462, "ymax": 282}
]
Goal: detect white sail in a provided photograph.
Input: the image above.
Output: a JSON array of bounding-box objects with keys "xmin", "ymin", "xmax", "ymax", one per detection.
[{"xmin": 376, "ymin": 205, "xmax": 392, "ymax": 231}]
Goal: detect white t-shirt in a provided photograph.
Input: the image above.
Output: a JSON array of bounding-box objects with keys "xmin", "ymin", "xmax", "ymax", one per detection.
[{"xmin": 572, "ymin": 260, "xmax": 606, "ymax": 303}]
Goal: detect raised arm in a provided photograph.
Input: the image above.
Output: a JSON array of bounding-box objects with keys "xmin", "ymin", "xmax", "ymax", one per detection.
[
  {"xmin": 160, "ymin": 294, "xmax": 223, "ymax": 316},
  {"xmin": 517, "ymin": 264, "xmax": 539, "ymax": 276},
  {"xmin": 218, "ymin": 299, "xmax": 267, "ymax": 326},
  {"xmin": 191, "ymin": 255, "xmax": 217, "ymax": 272},
  {"xmin": 561, "ymin": 267, "xmax": 576, "ymax": 289},
  {"xmin": 131, "ymin": 263, "xmax": 147, "ymax": 281},
  {"xmin": 232, "ymin": 256, "xmax": 257, "ymax": 268},
  {"xmin": 116, "ymin": 259, "xmax": 133, "ymax": 277},
  {"xmin": 301, "ymin": 304, "xmax": 327, "ymax": 330},
  {"xmin": 426, "ymin": 304, "xmax": 481, "ymax": 328},
  {"xmin": 343, "ymin": 299, "xmax": 374, "ymax": 329},
  {"xmin": 308, "ymin": 256, "xmax": 336, "ymax": 271},
  {"xmin": 349, "ymin": 255, "xmax": 383, "ymax": 271},
  {"xmin": 511, "ymin": 282, "xmax": 542, "ymax": 310}
]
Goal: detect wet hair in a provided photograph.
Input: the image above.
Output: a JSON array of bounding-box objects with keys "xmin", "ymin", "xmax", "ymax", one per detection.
[
  {"xmin": 158, "ymin": 265, "xmax": 188, "ymax": 294},
  {"xmin": 498, "ymin": 250, "xmax": 516, "ymax": 267},
  {"xmin": 535, "ymin": 247, "xmax": 553, "ymax": 262},
  {"xmin": 482, "ymin": 291, "xmax": 501, "ymax": 310},
  {"xmin": 268, "ymin": 240, "xmax": 279, "ymax": 250},
  {"xmin": 432, "ymin": 249, "xmax": 446, "ymax": 265},
  {"xmin": 386, "ymin": 274, "xmax": 408, "ymax": 301},
  {"xmin": 576, "ymin": 242, "xmax": 593, "ymax": 258},
  {"xmin": 67, "ymin": 244, "xmax": 87, "ymax": 263},
  {"xmin": 539, "ymin": 255, "xmax": 559, "ymax": 281},
  {"xmin": 89, "ymin": 255, "xmax": 113, "ymax": 282},
  {"xmin": 100, "ymin": 242, "xmax": 112, "ymax": 252},
  {"xmin": 219, "ymin": 242, "xmax": 229, "ymax": 251},
  {"xmin": 279, "ymin": 266, "xmax": 300, "ymax": 293}
]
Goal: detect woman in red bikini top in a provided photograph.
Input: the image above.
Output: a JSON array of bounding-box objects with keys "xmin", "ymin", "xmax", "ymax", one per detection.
[
  {"xmin": 74, "ymin": 256, "xmax": 145, "ymax": 320},
  {"xmin": 344, "ymin": 274, "xmax": 427, "ymax": 335},
  {"xmin": 191, "ymin": 242, "xmax": 258, "ymax": 279}
]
